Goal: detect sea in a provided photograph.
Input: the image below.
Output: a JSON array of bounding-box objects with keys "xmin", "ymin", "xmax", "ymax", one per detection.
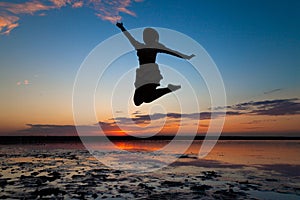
[{"xmin": 0, "ymin": 138, "xmax": 299, "ymax": 199}]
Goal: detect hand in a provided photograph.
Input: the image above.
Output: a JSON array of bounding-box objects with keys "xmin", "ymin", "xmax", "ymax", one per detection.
[
  {"xmin": 186, "ymin": 54, "xmax": 195, "ymax": 60},
  {"xmin": 116, "ymin": 22, "xmax": 124, "ymax": 29}
]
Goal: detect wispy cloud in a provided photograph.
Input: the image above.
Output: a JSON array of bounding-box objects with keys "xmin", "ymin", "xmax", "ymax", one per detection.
[
  {"xmin": 15, "ymin": 110, "xmax": 239, "ymax": 136},
  {"xmin": 250, "ymin": 99, "xmax": 300, "ymax": 116},
  {"xmin": 0, "ymin": 0, "xmax": 140, "ymax": 35},
  {"xmin": 0, "ymin": 14, "xmax": 19, "ymax": 35},
  {"xmin": 19, "ymin": 124, "xmax": 77, "ymax": 136},
  {"xmin": 19, "ymin": 123, "xmax": 97, "ymax": 136},
  {"xmin": 99, "ymin": 97, "xmax": 300, "ymax": 133},
  {"xmin": 223, "ymin": 98, "xmax": 300, "ymax": 116},
  {"xmin": 90, "ymin": 0, "xmax": 136, "ymax": 23},
  {"xmin": 242, "ymin": 119, "xmax": 277, "ymax": 125},
  {"xmin": 0, "ymin": 1, "xmax": 53, "ymax": 15},
  {"xmin": 15, "ymin": 98, "xmax": 300, "ymax": 136},
  {"xmin": 98, "ymin": 121, "xmax": 121, "ymax": 133},
  {"xmin": 72, "ymin": 1, "xmax": 83, "ymax": 8},
  {"xmin": 264, "ymin": 88, "xmax": 282, "ymax": 95},
  {"xmin": 108, "ymin": 111, "xmax": 239, "ymax": 127}
]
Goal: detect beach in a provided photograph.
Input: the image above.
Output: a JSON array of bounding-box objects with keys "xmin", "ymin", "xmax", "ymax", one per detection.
[{"xmin": 0, "ymin": 139, "xmax": 300, "ymax": 199}]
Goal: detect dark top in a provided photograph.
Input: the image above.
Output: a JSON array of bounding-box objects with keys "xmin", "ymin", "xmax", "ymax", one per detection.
[
  {"xmin": 137, "ymin": 47, "xmax": 184, "ymax": 65},
  {"xmin": 120, "ymin": 28, "xmax": 186, "ymax": 65}
]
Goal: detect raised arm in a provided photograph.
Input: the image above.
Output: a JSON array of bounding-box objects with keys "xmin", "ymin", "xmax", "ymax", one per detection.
[
  {"xmin": 116, "ymin": 22, "xmax": 142, "ymax": 49},
  {"xmin": 157, "ymin": 43, "xmax": 195, "ymax": 60}
]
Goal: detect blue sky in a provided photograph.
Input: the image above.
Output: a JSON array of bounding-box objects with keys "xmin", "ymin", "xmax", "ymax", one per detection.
[{"xmin": 0, "ymin": 0, "xmax": 299, "ymax": 135}]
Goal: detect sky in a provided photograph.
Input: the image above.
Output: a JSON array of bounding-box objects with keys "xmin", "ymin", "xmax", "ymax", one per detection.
[{"xmin": 0, "ymin": 0, "xmax": 299, "ymax": 136}]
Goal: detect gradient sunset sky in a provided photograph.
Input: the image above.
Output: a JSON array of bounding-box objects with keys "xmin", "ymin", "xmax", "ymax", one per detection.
[{"xmin": 0, "ymin": 0, "xmax": 299, "ymax": 136}]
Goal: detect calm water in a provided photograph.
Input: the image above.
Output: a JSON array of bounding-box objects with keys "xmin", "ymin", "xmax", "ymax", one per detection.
[{"xmin": 2, "ymin": 140, "xmax": 300, "ymax": 165}]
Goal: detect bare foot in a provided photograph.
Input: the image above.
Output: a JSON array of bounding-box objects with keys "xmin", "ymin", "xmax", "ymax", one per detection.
[{"xmin": 168, "ymin": 84, "xmax": 181, "ymax": 92}]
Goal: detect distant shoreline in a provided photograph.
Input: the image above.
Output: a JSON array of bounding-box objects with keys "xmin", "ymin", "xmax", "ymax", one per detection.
[{"xmin": 0, "ymin": 136, "xmax": 299, "ymax": 144}]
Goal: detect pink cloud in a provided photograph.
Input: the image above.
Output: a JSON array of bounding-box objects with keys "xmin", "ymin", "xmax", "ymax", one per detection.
[
  {"xmin": 16, "ymin": 79, "xmax": 30, "ymax": 86},
  {"xmin": 118, "ymin": 7, "xmax": 136, "ymax": 16},
  {"xmin": 0, "ymin": 0, "xmax": 141, "ymax": 35},
  {"xmin": 0, "ymin": 1, "xmax": 54, "ymax": 15},
  {"xmin": 0, "ymin": 1, "xmax": 56, "ymax": 35},
  {"xmin": 49, "ymin": 0, "xmax": 71, "ymax": 7},
  {"xmin": 96, "ymin": 14, "xmax": 122, "ymax": 24},
  {"xmin": 72, "ymin": 1, "xmax": 84, "ymax": 8},
  {"xmin": 0, "ymin": 14, "xmax": 19, "ymax": 35},
  {"xmin": 88, "ymin": 0, "xmax": 138, "ymax": 22}
]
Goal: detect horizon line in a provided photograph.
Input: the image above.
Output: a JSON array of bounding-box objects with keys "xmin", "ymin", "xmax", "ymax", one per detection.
[{"xmin": 0, "ymin": 135, "xmax": 300, "ymax": 144}]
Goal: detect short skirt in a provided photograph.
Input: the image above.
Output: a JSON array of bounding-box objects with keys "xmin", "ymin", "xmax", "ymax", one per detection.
[{"xmin": 134, "ymin": 63, "xmax": 163, "ymax": 89}]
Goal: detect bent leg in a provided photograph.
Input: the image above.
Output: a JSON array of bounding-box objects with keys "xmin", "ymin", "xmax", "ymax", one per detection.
[
  {"xmin": 134, "ymin": 84, "xmax": 165, "ymax": 106},
  {"xmin": 134, "ymin": 84, "xmax": 180, "ymax": 106},
  {"xmin": 143, "ymin": 87, "xmax": 172, "ymax": 103},
  {"xmin": 145, "ymin": 84, "xmax": 181, "ymax": 103},
  {"xmin": 133, "ymin": 89, "xmax": 144, "ymax": 106}
]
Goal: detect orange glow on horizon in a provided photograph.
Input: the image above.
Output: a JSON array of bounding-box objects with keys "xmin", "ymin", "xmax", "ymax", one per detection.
[
  {"xmin": 113, "ymin": 141, "xmax": 164, "ymax": 151},
  {"xmin": 105, "ymin": 130, "xmax": 129, "ymax": 136},
  {"xmin": 0, "ymin": 113, "xmax": 300, "ymax": 136}
]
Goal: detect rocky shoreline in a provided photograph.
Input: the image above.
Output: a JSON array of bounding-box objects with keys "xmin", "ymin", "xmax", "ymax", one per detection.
[{"xmin": 1, "ymin": 147, "xmax": 300, "ymax": 199}]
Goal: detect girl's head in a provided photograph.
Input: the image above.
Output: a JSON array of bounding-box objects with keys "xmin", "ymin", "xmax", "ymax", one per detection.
[{"xmin": 143, "ymin": 28, "xmax": 159, "ymax": 44}]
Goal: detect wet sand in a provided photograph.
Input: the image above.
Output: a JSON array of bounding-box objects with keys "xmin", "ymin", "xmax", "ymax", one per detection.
[{"xmin": 0, "ymin": 140, "xmax": 300, "ymax": 199}]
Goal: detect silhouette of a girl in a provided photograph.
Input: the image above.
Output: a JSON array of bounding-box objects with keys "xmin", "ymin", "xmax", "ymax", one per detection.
[{"xmin": 116, "ymin": 22, "xmax": 195, "ymax": 106}]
